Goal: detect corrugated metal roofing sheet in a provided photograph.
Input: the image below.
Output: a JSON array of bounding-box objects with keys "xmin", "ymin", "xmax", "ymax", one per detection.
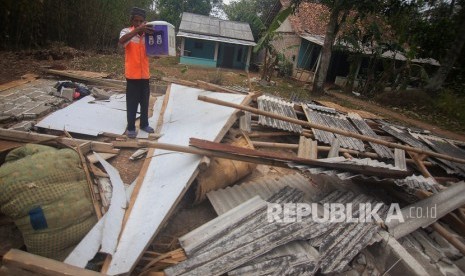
[
  {"xmin": 257, "ymin": 95, "xmax": 303, "ymax": 133},
  {"xmin": 348, "ymin": 112, "xmax": 393, "ymax": 159},
  {"xmin": 394, "ymin": 175, "xmax": 441, "ymax": 194},
  {"xmin": 207, "ymin": 175, "xmax": 384, "ymax": 275},
  {"xmin": 303, "ymin": 106, "xmax": 365, "ymax": 151},
  {"xmin": 206, "ymin": 173, "xmax": 321, "ymax": 275},
  {"xmin": 288, "ymin": 156, "xmax": 408, "ymax": 182},
  {"xmin": 178, "ymin": 12, "xmax": 255, "ymax": 43},
  {"xmin": 305, "ymin": 103, "xmax": 337, "ymax": 114}
]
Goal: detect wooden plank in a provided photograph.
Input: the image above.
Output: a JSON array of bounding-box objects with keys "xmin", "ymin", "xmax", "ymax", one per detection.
[
  {"xmin": 0, "ymin": 129, "xmax": 119, "ymax": 154},
  {"xmin": 0, "ymin": 74, "xmax": 38, "ymax": 92},
  {"xmin": 46, "ymin": 69, "xmax": 125, "ymax": 89},
  {"xmin": 1, "ymin": 264, "xmax": 38, "ymax": 276},
  {"xmin": 327, "ymin": 138, "xmax": 340, "ymax": 158},
  {"xmin": 86, "ymin": 152, "xmax": 116, "ymax": 164},
  {"xmin": 3, "ymin": 249, "xmax": 103, "ymax": 276},
  {"xmin": 297, "ymin": 136, "xmax": 311, "ymax": 159},
  {"xmin": 198, "ymin": 96, "xmax": 465, "ymax": 164},
  {"xmin": 309, "ymin": 139, "xmax": 318, "ymax": 159}
]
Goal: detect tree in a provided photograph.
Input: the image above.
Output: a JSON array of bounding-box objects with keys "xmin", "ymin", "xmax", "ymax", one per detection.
[
  {"xmin": 223, "ymin": 0, "xmax": 281, "ymax": 42},
  {"xmin": 0, "ymin": 0, "xmax": 154, "ymax": 50},
  {"xmin": 290, "ymin": 0, "xmax": 398, "ymax": 96},
  {"xmin": 155, "ymin": 0, "xmax": 218, "ymax": 29},
  {"xmin": 253, "ymin": 7, "xmax": 293, "ymax": 81},
  {"xmin": 424, "ymin": 1, "xmax": 465, "ymax": 91}
]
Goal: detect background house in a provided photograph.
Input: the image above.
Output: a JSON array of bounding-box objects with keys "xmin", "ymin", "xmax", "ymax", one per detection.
[
  {"xmin": 270, "ymin": 1, "xmax": 439, "ymax": 85},
  {"xmin": 177, "ymin": 12, "xmax": 256, "ymax": 70}
]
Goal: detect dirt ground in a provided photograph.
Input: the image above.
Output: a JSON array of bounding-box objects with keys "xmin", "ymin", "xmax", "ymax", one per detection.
[{"xmin": 325, "ymin": 91, "xmax": 465, "ymax": 142}]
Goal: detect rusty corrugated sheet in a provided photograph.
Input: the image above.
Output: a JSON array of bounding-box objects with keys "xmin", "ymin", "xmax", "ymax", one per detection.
[
  {"xmin": 288, "ymin": 156, "xmax": 407, "ymax": 182},
  {"xmin": 380, "ymin": 123, "xmax": 430, "ymax": 150},
  {"xmin": 394, "ymin": 175, "xmax": 441, "ymax": 194},
  {"xmin": 381, "ymin": 123, "xmax": 462, "ymax": 175},
  {"xmin": 348, "ymin": 112, "xmax": 393, "ymax": 159},
  {"xmin": 257, "ymin": 95, "xmax": 303, "ymax": 133},
  {"xmin": 303, "ymin": 106, "xmax": 365, "ymax": 151},
  {"xmin": 306, "ymin": 103, "xmax": 337, "ymax": 114}
]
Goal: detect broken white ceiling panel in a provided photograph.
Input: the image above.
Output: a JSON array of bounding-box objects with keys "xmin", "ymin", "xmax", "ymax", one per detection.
[
  {"xmin": 65, "ymin": 157, "xmax": 132, "ymax": 268},
  {"xmin": 106, "ymin": 84, "xmax": 246, "ymax": 275},
  {"xmin": 36, "ymin": 95, "xmax": 138, "ymax": 136}
]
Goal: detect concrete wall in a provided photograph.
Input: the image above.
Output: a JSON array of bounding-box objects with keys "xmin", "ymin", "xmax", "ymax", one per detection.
[
  {"xmin": 180, "ymin": 56, "xmax": 217, "ymax": 67},
  {"xmin": 270, "ymin": 33, "xmax": 301, "ymax": 69}
]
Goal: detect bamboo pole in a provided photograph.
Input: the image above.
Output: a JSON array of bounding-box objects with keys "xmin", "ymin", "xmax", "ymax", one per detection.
[{"xmin": 198, "ymin": 96, "xmax": 465, "ymax": 164}]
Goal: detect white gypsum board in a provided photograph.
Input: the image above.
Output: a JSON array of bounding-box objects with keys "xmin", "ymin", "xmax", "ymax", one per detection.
[
  {"xmin": 106, "ymin": 84, "xmax": 245, "ymax": 275},
  {"xmin": 35, "ymin": 95, "xmax": 138, "ymax": 136}
]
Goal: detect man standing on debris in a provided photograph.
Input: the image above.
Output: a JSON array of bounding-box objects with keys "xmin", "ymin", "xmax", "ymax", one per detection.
[{"xmin": 119, "ymin": 7, "xmax": 155, "ymax": 138}]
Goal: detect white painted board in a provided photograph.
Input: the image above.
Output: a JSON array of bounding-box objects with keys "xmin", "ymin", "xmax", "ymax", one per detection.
[
  {"xmin": 106, "ymin": 84, "xmax": 245, "ymax": 275},
  {"xmin": 36, "ymin": 95, "xmax": 139, "ymax": 136}
]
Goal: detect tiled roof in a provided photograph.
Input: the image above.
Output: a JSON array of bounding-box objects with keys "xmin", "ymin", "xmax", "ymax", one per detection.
[{"xmin": 288, "ymin": 2, "xmax": 330, "ymax": 35}]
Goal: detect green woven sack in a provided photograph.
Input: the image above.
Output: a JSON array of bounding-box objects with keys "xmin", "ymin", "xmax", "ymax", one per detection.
[{"xmin": 0, "ymin": 144, "xmax": 97, "ymax": 260}]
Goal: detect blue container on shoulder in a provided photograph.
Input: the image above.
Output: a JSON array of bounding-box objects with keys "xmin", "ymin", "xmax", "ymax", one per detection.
[{"xmin": 145, "ymin": 21, "xmax": 176, "ymax": 57}]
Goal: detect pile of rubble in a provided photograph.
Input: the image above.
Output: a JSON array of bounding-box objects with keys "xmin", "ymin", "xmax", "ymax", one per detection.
[{"xmin": 1, "ymin": 71, "xmax": 465, "ymax": 276}]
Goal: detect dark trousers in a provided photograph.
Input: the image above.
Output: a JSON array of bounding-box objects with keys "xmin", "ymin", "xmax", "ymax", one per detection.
[{"xmin": 126, "ymin": 79, "xmax": 150, "ymax": 131}]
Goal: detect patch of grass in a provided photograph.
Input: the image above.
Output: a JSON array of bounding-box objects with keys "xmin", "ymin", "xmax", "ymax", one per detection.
[
  {"xmin": 71, "ymin": 54, "xmax": 124, "ymax": 79},
  {"xmin": 258, "ymin": 79, "xmax": 309, "ymax": 101},
  {"xmin": 435, "ymin": 90, "xmax": 465, "ymax": 131},
  {"xmin": 207, "ymin": 69, "xmax": 224, "ymax": 85},
  {"xmin": 154, "ymin": 56, "xmax": 179, "ymax": 67}
]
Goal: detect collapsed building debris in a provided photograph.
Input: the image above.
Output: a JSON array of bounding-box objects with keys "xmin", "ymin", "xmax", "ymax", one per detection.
[{"xmin": 1, "ymin": 72, "xmax": 465, "ymax": 276}]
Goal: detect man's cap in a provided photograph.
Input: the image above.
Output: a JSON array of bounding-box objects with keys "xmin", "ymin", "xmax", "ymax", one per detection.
[{"xmin": 131, "ymin": 7, "xmax": 146, "ymax": 19}]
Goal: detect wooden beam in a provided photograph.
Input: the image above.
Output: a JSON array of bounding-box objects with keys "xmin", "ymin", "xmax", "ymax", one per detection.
[
  {"xmin": 198, "ymin": 95, "xmax": 465, "ymax": 165},
  {"xmin": 431, "ymin": 222, "xmax": 465, "ymax": 255},
  {"xmin": 297, "ymin": 136, "xmax": 311, "ymax": 159},
  {"xmin": 0, "ymin": 129, "xmax": 119, "ymax": 154},
  {"xmin": 0, "ymin": 74, "xmax": 38, "ymax": 92},
  {"xmin": 2, "ymin": 249, "xmax": 103, "ymax": 276},
  {"xmin": 252, "ymin": 141, "xmax": 433, "ymax": 166},
  {"xmin": 46, "ymin": 69, "xmax": 125, "ymax": 89}
]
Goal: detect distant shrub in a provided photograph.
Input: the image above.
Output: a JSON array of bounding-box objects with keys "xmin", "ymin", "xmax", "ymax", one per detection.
[
  {"xmin": 373, "ymin": 89, "xmax": 434, "ymax": 109},
  {"xmin": 436, "ymin": 89, "xmax": 465, "ymax": 123}
]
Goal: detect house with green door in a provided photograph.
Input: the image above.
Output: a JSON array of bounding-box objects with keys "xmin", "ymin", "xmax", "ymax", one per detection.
[{"xmin": 177, "ymin": 12, "xmax": 256, "ymax": 71}]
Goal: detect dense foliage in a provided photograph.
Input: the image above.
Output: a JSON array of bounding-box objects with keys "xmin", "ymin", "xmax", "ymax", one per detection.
[{"xmin": 0, "ymin": 0, "xmax": 155, "ymax": 50}]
